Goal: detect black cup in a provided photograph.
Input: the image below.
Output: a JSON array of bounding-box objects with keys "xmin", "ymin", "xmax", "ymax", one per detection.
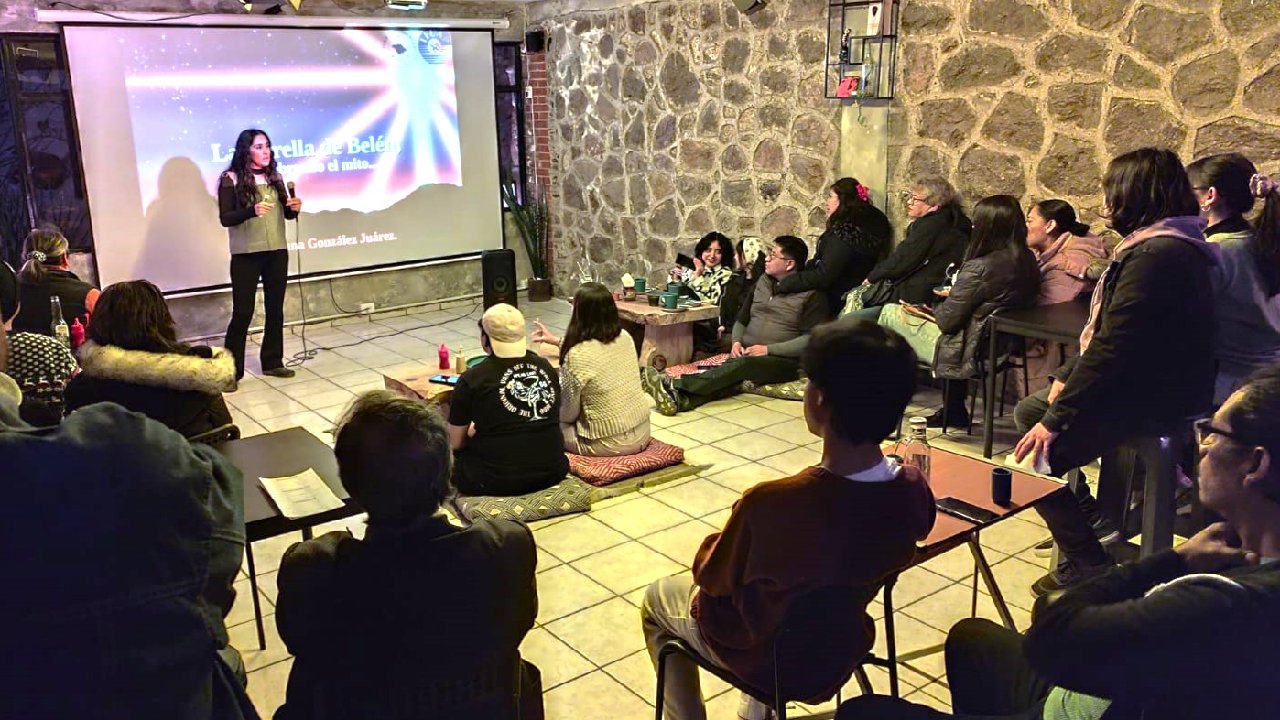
[{"xmin": 992, "ymin": 467, "xmax": 1013, "ymax": 507}]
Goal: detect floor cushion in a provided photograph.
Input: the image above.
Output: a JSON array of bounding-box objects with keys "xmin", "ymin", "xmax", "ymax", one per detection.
[
  {"xmin": 568, "ymin": 438, "xmax": 685, "ymax": 487},
  {"xmin": 450, "ymin": 476, "xmax": 592, "ymax": 524}
]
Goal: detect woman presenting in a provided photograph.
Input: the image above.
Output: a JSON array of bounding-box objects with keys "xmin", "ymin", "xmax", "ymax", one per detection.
[{"xmin": 219, "ymin": 128, "xmax": 301, "ymax": 382}]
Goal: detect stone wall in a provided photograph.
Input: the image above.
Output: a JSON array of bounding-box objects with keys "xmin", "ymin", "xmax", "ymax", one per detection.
[
  {"xmin": 534, "ymin": 0, "xmax": 842, "ymax": 292},
  {"xmin": 888, "ymin": 0, "xmax": 1280, "ymax": 233}
]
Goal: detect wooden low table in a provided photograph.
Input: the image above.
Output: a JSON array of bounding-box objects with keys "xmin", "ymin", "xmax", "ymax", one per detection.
[
  {"xmin": 615, "ymin": 299, "xmax": 720, "ymax": 368},
  {"xmin": 384, "ymin": 349, "xmax": 560, "ymax": 407}
]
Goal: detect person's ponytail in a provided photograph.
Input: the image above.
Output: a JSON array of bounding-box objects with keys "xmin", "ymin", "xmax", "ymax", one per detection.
[{"xmin": 17, "ymin": 227, "xmax": 68, "ymax": 285}]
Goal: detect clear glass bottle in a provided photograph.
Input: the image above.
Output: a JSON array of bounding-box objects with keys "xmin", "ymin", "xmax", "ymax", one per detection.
[
  {"xmin": 49, "ymin": 295, "xmax": 70, "ymax": 348},
  {"xmin": 899, "ymin": 416, "xmax": 931, "ymax": 480}
]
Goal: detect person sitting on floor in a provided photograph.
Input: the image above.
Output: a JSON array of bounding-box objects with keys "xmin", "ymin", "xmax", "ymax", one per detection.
[
  {"xmin": 1013, "ymin": 147, "xmax": 1219, "ymax": 595},
  {"xmin": 641, "ymin": 235, "xmax": 827, "ymax": 415},
  {"xmin": 1187, "ymin": 153, "xmax": 1280, "ymax": 405},
  {"xmin": 882, "ymin": 195, "xmax": 1040, "ymax": 429},
  {"xmin": 10, "ymin": 226, "xmax": 99, "ymax": 336},
  {"xmin": 0, "ymin": 378, "xmax": 251, "ymax": 720},
  {"xmin": 702, "ymin": 237, "xmax": 766, "ymax": 357},
  {"xmin": 775, "ymin": 177, "xmax": 893, "ymax": 318},
  {"xmin": 836, "ymin": 363, "xmax": 1280, "ymax": 720},
  {"xmin": 532, "ymin": 282, "xmax": 651, "ymax": 457},
  {"xmin": 448, "ymin": 303, "xmax": 568, "ymax": 496},
  {"xmin": 641, "ymin": 319, "xmax": 936, "ymax": 720},
  {"xmin": 2, "ymin": 268, "xmax": 78, "ymax": 426},
  {"xmin": 63, "ymin": 280, "xmax": 236, "ymax": 439},
  {"xmin": 670, "ymin": 231, "xmax": 737, "ymax": 304},
  {"xmin": 276, "ymin": 390, "xmax": 541, "ymax": 720}
]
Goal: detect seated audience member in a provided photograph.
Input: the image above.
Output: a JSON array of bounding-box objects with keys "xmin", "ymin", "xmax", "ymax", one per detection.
[
  {"xmin": 449, "ymin": 303, "xmax": 568, "ymax": 496},
  {"xmin": 3, "ymin": 296, "xmax": 78, "ymax": 426},
  {"xmin": 889, "ymin": 195, "xmax": 1040, "ymax": 428},
  {"xmin": 63, "ymin": 280, "xmax": 235, "ymax": 439},
  {"xmin": 1014, "ymin": 148, "xmax": 1219, "ymax": 594},
  {"xmin": 849, "ymin": 176, "xmax": 970, "ymax": 321},
  {"xmin": 0, "ymin": 388, "xmax": 251, "ymax": 719},
  {"xmin": 641, "ymin": 319, "xmax": 936, "ymax": 720},
  {"xmin": 276, "ymin": 391, "xmax": 539, "ymax": 719},
  {"xmin": 671, "ymin": 231, "xmax": 737, "ymax": 304},
  {"xmin": 11, "ymin": 226, "xmax": 99, "ymax": 335},
  {"xmin": 776, "ymin": 177, "xmax": 893, "ymax": 317},
  {"xmin": 705, "ymin": 237, "xmax": 766, "ymax": 356},
  {"xmin": 1187, "ymin": 153, "xmax": 1280, "ymax": 404},
  {"xmin": 1027, "ymin": 200, "xmax": 1107, "ymax": 305},
  {"xmin": 837, "ymin": 364, "xmax": 1280, "ymax": 720},
  {"xmin": 641, "ymin": 236, "xmax": 826, "ymax": 415},
  {"xmin": 532, "ymin": 282, "xmax": 650, "ymax": 456}
]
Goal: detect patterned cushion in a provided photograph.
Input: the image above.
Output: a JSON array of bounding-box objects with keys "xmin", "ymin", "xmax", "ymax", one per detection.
[
  {"xmin": 663, "ymin": 353, "xmax": 731, "ymax": 379},
  {"xmin": 568, "ymin": 439, "xmax": 685, "ymax": 486},
  {"xmin": 742, "ymin": 378, "xmax": 808, "ymax": 400},
  {"xmin": 451, "ymin": 477, "xmax": 592, "ymax": 524}
]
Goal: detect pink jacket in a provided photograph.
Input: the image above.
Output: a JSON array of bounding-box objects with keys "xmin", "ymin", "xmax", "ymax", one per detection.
[{"xmin": 1035, "ymin": 233, "xmax": 1107, "ymax": 305}]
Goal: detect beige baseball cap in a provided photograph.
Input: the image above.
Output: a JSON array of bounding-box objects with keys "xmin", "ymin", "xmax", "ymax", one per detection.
[{"xmin": 481, "ymin": 303, "xmax": 528, "ymax": 359}]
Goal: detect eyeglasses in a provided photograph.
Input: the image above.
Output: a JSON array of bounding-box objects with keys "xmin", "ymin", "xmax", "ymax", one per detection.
[
  {"xmin": 767, "ymin": 250, "xmax": 788, "ymax": 261},
  {"xmin": 1194, "ymin": 418, "xmax": 1254, "ymax": 447},
  {"xmin": 904, "ymin": 195, "xmax": 928, "ymax": 206}
]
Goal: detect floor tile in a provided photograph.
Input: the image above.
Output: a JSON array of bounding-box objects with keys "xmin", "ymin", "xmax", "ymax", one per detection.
[
  {"xmin": 542, "ymin": 669, "xmax": 653, "ymax": 720},
  {"xmin": 520, "ymin": 627, "xmax": 594, "ymax": 690},
  {"xmin": 758, "ymin": 418, "xmax": 819, "ymax": 446},
  {"xmin": 649, "ymin": 478, "xmax": 743, "ymax": 519},
  {"xmin": 543, "ymin": 597, "xmax": 648, "ymax": 666},
  {"xmin": 713, "ymin": 404, "xmax": 793, "ymax": 430},
  {"xmin": 682, "ymin": 444, "xmax": 752, "ymax": 474},
  {"xmin": 889, "ymin": 566, "xmax": 955, "ymax": 608},
  {"xmin": 755, "ymin": 445, "xmax": 822, "ymax": 474},
  {"xmin": 228, "ymin": 611, "xmax": 291, "ymax": 672},
  {"xmin": 573, "ymin": 543, "xmax": 684, "ymax": 595},
  {"xmin": 703, "ymin": 462, "xmax": 777, "ymax": 493},
  {"xmin": 531, "ymin": 515, "xmax": 629, "ymax": 563},
  {"xmin": 978, "ymin": 516, "xmax": 1047, "ymax": 557},
  {"xmin": 591, "ymin": 495, "xmax": 693, "ymax": 538},
  {"xmin": 981, "ymin": 555, "xmax": 1050, "ymax": 613},
  {"xmin": 638, "ymin": 519, "xmax": 718, "ymax": 567},
  {"xmin": 293, "ymin": 387, "xmax": 356, "ymax": 412},
  {"xmin": 711, "ymin": 432, "xmax": 798, "ymax": 461},
  {"xmin": 902, "ymin": 583, "xmax": 1030, "ymax": 636},
  {"xmin": 536, "ymin": 564, "xmax": 615, "ymax": 624},
  {"xmin": 601, "ymin": 650, "xmax": 657, "ymax": 705},
  {"xmin": 245, "ymin": 657, "xmax": 293, "ymax": 717},
  {"xmin": 674, "ymin": 416, "xmax": 751, "ymax": 445}
]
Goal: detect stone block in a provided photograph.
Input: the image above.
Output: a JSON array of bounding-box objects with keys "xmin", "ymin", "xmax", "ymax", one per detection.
[
  {"xmin": 791, "ymin": 114, "xmax": 837, "ymax": 155},
  {"xmin": 1222, "ymin": 0, "xmax": 1280, "ymax": 37},
  {"xmin": 767, "ymin": 33, "xmax": 791, "ymax": 60},
  {"xmin": 1245, "ymin": 63, "xmax": 1280, "ymax": 116},
  {"xmin": 722, "ymin": 180, "xmax": 756, "ymax": 209},
  {"xmin": 938, "ymin": 45, "xmax": 1021, "ymax": 90},
  {"xmin": 1071, "ymin": 0, "xmax": 1126, "ymax": 30},
  {"xmin": 981, "ymin": 93, "xmax": 1044, "ymax": 152},
  {"xmin": 762, "ymin": 206, "xmax": 802, "ymax": 238},
  {"xmin": 957, "ymin": 146, "xmax": 1026, "ymax": 201},
  {"xmin": 602, "ymin": 179, "xmax": 627, "ymax": 211},
  {"xmin": 680, "ymin": 140, "xmax": 718, "ymax": 172},
  {"xmin": 685, "ymin": 206, "xmax": 715, "ymax": 235},
  {"xmin": 760, "ymin": 104, "xmax": 791, "ymax": 130},
  {"xmin": 789, "ymin": 154, "xmax": 829, "ymax": 195},
  {"xmin": 654, "ymin": 114, "xmax": 677, "ymax": 150},
  {"xmin": 916, "ymin": 98, "xmax": 977, "ymax": 146},
  {"xmin": 1035, "ymin": 33, "xmax": 1109, "ymax": 75},
  {"xmin": 660, "ymin": 52, "xmax": 701, "ymax": 107},
  {"xmin": 649, "ymin": 200, "xmax": 681, "ymax": 237},
  {"xmin": 1127, "ymin": 5, "xmax": 1212, "ymax": 67},
  {"xmin": 649, "ymin": 173, "xmax": 675, "ymax": 202},
  {"xmin": 968, "ymin": 0, "xmax": 1048, "ymax": 39},
  {"xmin": 906, "ymin": 146, "xmax": 950, "ymax": 182},
  {"xmin": 725, "ymin": 79, "xmax": 752, "ymax": 106},
  {"xmin": 1247, "ymin": 34, "xmax": 1280, "ymax": 67},
  {"xmin": 902, "ymin": 42, "xmax": 937, "ymax": 95},
  {"xmin": 1113, "ymin": 55, "xmax": 1161, "ymax": 90},
  {"xmin": 678, "ymin": 176, "xmax": 713, "ymax": 204},
  {"xmin": 722, "ymin": 145, "xmax": 749, "ymax": 173},
  {"xmin": 1173, "ymin": 51, "xmax": 1241, "ymax": 115},
  {"xmin": 754, "ymin": 138, "xmax": 785, "ymax": 171},
  {"xmin": 1047, "ymin": 83, "xmax": 1104, "ymax": 130},
  {"xmin": 1037, "ymin": 135, "xmax": 1102, "ymax": 197},
  {"xmin": 722, "ymin": 37, "xmax": 751, "ymax": 75},
  {"xmin": 562, "ymin": 175, "xmax": 586, "ymax": 211},
  {"xmin": 1104, "ymin": 98, "xmax": 1188, "ymax": 156},
  {"xmin": 797, "ymin": 30, "xmax": 827, "ymax": 65},
  {"xmin": 900, "ymin": 2, "xmax": 954, "ymax": 35},
  {"xmin": 1195, "ymin": 117, "xmax": 1280, "ymax": 163},
  {"xmin": 761, "ymin": 66, "xmax": 794, "ymax": 95}
]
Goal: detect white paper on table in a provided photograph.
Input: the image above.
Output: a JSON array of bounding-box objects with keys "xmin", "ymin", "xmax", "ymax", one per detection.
[{"xmin": 259, "ymin": 469, "xmax": 344, "ymax": 519}]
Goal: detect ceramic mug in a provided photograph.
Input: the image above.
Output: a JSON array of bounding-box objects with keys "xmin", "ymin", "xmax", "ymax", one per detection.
[
  {"xmin": 662, "ymin": 292, "xmax": 679, "ymax": 309},
  {"xmin": 634, "ymin": 277, "xmax": 647, "ymax": 293}
]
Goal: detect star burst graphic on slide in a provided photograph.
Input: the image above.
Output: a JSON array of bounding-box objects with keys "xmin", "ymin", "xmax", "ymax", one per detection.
[{"xmin": 125, "ymin": 28, "xmax": 461, "ymax": 213}]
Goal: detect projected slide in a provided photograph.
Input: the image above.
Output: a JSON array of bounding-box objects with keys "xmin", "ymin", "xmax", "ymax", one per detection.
[{"xmin": 64, "ymin": 26, "xmax": 502, "ymax": 293}]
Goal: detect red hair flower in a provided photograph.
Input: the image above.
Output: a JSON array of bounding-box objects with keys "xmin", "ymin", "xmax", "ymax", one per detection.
[{"xmin": 856, "ymin": 184, "xmax": 870, "ymax": 202}]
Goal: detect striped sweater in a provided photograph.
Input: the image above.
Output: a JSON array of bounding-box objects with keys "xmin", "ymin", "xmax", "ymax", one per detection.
[{"xmin": 558, "ymin": 334, "xmax": 650, "ymax": 440}]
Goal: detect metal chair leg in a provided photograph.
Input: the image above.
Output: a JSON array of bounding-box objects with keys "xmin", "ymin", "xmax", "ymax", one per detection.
[
  {"xmin": 884, "ymin": 578, "xmax": 899, "ymax": 698},
  {"xmin": 245, "ymin": 542, "xmax": 266, "ymax": 651},
  {"xmin": 852, "ymin": 666, "xmax": 873, "ymax": 695},
  {"xmin": 654, "ymin": 647, "xmax": 668, "ymax": 720}
]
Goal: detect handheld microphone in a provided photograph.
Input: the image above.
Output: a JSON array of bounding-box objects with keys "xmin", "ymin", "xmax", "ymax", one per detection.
[{"xmin": 286, "ymin": 181, "xmax": 296, "ymax": 199}]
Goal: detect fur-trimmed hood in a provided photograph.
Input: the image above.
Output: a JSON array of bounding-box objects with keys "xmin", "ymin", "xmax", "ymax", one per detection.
[{"xmin": 76, "ymin": 341, "xmax": 235, "ymax": 394}]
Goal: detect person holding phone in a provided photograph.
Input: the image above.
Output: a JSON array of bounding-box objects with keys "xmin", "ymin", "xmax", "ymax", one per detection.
[
  {"xmin": 670, "ymin": 232, "xmax": 736, "ymax": 304},
  {"xmin": 219, "ymin": 128, "xmax": 302, "ymax": 383}
]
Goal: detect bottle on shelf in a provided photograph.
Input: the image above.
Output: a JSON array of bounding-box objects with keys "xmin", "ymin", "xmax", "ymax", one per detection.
[
  {"xmin": 50, "ymin": 295, "xmax": 70, "ymax": 349},
  {"xmin": 899, "ymin": 416, "xmax": 931, "ymax": 480}
]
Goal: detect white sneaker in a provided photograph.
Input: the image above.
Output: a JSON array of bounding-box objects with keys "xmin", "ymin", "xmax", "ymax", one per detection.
[{"xmin": 737, "ymin": 693, "xmax": 775, "ymax": 720}]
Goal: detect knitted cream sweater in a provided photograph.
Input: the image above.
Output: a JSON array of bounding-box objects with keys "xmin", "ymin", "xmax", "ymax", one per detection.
[{"xmin": 559, "ymin": 334, "xmax": 651, "ymax": 440}]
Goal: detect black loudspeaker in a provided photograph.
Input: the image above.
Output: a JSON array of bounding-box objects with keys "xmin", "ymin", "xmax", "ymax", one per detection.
[
  {"xmin": 481, "ymin": 249, "xmax": 518, "ymax": 309},
  {"xmin": 525, "ymin": 30, "xmax": 546, "ymax": 53},
  {"xmin": 731, "ymin": 0, "xmax": 767, "ymax": 15}
]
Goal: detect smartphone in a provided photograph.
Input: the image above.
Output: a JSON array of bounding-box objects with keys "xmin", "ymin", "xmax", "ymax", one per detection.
[
  {"xmin": 936, "ymin": 497, "xmax": 1000, "ymax": 525},
  {"xmin": 428, "ymin": 374, "xmax": 459, "ymax": 386},
  {"xmin": 676, "ymin": 253, "xmax": 696, "ymax": 270}
]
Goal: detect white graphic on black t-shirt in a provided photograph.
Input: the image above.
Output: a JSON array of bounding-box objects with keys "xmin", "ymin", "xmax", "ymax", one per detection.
[{"xmin": 498, "ymin": 363, "xmax": 557, "ymax": 420}]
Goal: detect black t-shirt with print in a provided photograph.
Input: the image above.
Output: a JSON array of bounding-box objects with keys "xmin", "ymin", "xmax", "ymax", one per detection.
[{"xmin": 448, "ymin": 352, "xmax": 568, "ymax": 496}]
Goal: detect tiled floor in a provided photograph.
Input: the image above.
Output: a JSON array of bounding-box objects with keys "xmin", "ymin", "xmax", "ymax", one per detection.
[{"xmin": 225, "ymin": 298, "xmax": 1057, "ymax": 719}]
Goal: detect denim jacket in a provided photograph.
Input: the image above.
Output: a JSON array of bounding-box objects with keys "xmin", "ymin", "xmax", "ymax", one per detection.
[{"xmin": 0, "ymin": 398, "xmax": 257, "ymax": 720}]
